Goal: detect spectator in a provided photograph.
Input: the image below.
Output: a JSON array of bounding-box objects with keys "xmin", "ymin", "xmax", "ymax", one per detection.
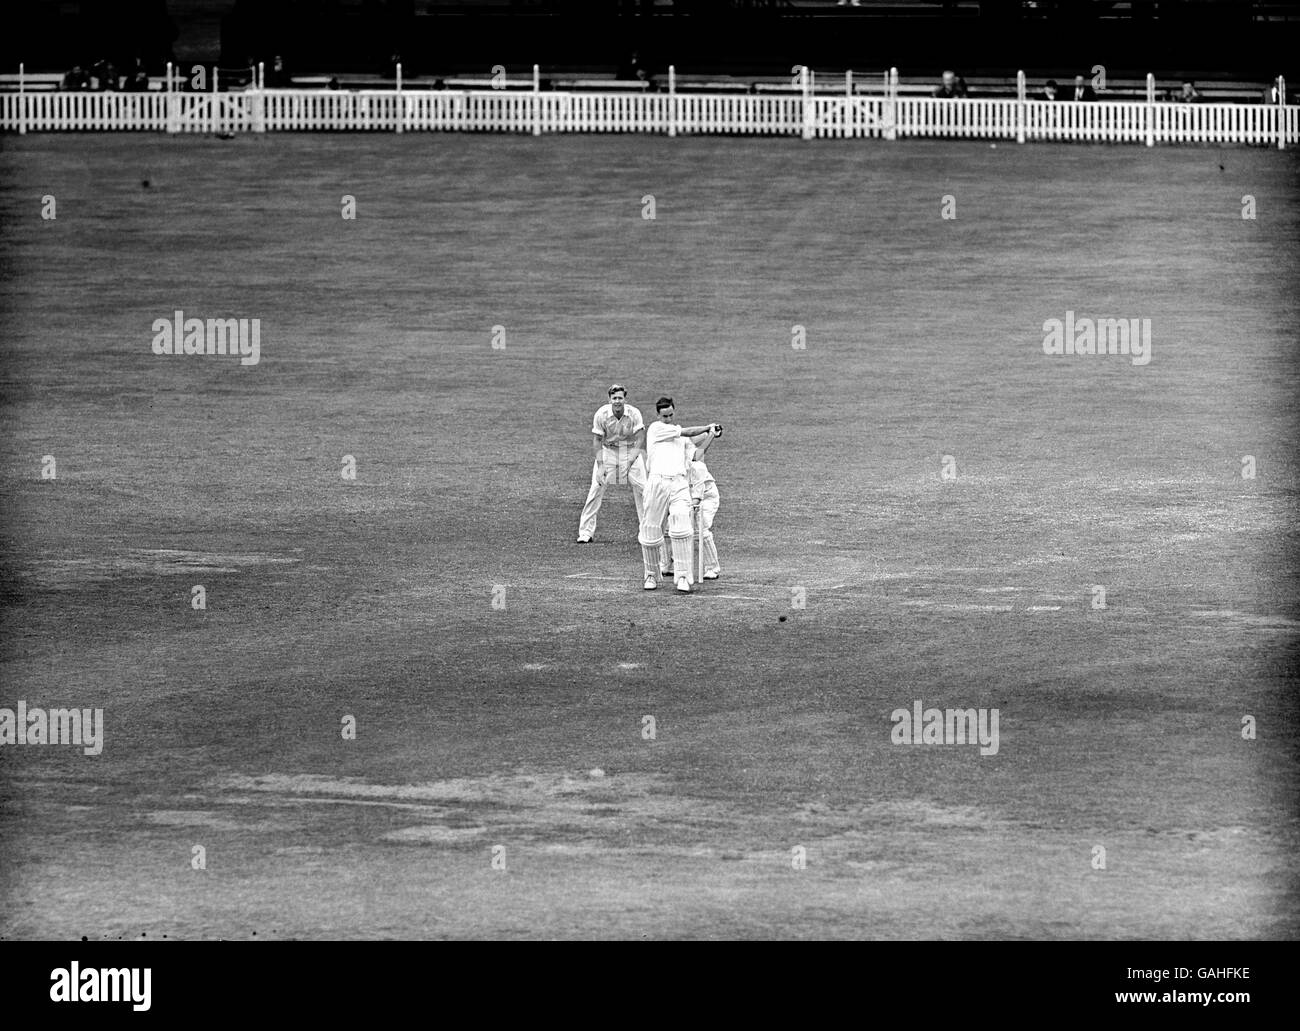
[
  {"xmin": 268, "ymin": 55, "xmax": 291, "ymax": 88},
  {"xmin": 327, "ymin": 77, "xmax": 340, "ymax": 90},
  {"xmin": 1177, "ymin": 80, "xmax": 1200, "ymax": 103},
  {"xmin": 62, "ymin": 65, "xmax": 90, "ymax": 91},
  {"xmin": 617, "ymin": 50, "xmax": 656, "ymax": 90},
  {"xmin": 934, "ymin": 70, "xmax": 964, "ymax": 99},
  {"xmin": 618, "ymin": 50, "xmax": 648, "ymax": 82},
  {"xmin": 1068, "ymin": 74, "xmax": 1096, "ymax": 101},
  {"xmin": 1041, "ymin": 78, "xmax": 1059, "ymax": 101},
  {"xmin": 126, "ymin": 58, "xmax": 150, "ymax": 92},
  {"xmin": 90, "ymin": 58, "xmax": 117, "ymax": 91}
]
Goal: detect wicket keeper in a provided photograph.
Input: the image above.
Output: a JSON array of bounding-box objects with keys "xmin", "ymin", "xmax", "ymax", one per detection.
[{"xmin": 687, "ymin": 441, "xmax": 722, "ymax": 581}]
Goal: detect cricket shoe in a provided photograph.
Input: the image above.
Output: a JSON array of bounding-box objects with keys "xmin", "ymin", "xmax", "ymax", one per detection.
[
  {"xmin": 643, "ymin": 575, "xmax": 657, "ymax": 590},
  {"xmin": 661, "ymin": 566, "xmax": 673, "ymax": 578},
  {"xmin": 676, "ymin": 577, "xmax": 691, "ymax": 593},
  {"xmin": 576, "ymin": 536, "xmax": 592, "ymax": 544},
  {"xmin": 703, "ymin": 570, "xmax": 719, "ymax": 580}
]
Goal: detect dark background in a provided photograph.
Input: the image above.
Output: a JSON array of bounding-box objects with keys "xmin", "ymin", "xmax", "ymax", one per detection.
[{"xmin": 3, "ymin": 1, "xmax": 1298, "ymax": 81}]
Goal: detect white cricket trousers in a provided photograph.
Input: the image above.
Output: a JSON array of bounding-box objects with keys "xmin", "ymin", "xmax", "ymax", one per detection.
[{"xmin": 578, "ymin": 449, "xmax": 646, "ymax": 540}]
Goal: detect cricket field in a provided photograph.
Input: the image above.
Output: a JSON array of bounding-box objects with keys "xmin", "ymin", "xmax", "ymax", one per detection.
[{"xmin": 1, "ymin": 131, "xmax": 1297, "ymax": 939}]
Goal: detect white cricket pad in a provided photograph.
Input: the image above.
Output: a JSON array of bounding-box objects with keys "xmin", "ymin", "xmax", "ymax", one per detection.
[{"xmin": 670, "ymin": 535, "xmax": 694, "ymax": 585}]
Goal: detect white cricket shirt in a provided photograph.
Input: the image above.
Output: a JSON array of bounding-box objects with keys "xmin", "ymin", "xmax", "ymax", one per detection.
[
  {"xmin": 591, "ymin": 403, "xmax": 644, "ymax": 449},
  {"xmin": 646, "ymin": 421, "xmax": 691, "ymax": 477}
]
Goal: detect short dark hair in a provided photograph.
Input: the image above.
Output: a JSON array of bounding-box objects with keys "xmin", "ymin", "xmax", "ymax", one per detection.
[
  {"xmin": 655, "ymin": 396, "xmax": 674, "ymax": 412},
  {"xmin": 608, "ymin": 383, "xmax": 626, "ymax": 397},
  {"xmin": 1046, "ymin": 79, "xmax": 1058, "ymax": 89}
]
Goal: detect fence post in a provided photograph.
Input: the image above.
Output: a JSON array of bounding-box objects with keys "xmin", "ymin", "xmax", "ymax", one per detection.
[
  {"xmin": 670, "ymin": 64, "xmax": 678, "ymax": 136},
  {"xmin": 395, "ymin": 61, "xmax": 403, "ymax": 133},
  {"xmin": 166, "ymin": 61, "xmax": 177, "ymax": 133},
  {"xmin": 1278, "ymin": 75, "xmax": 1287, "ymax": 150},
  {"xmin": 1146, "ymin": 72, "xmax": 1155, "ymax": 147},
  {"xmin": 533, "ymin": 63, "xmax": 540, "ymax": 136},
  {"xmin": 881, "ymin": 68, "xmax": 887, "ymax": 140},
  {"xmin": 212, "ymin": 65, "xmax": 219, "ymax": 134},
  {"xmin": 845, "ymin": 69, "xmax": 853, "ymax": 137},
  {"xmin": 1016, "ymin": 69, "xmax": 1025, "ymax": 144},
  {"xmin": 251, "ymin": 72, "xmax": 265, "ymax": 133},
  {"xmin": 18, "ymin": 63, "xmax": 26, "ymax": 135},
  {"xmin": 885, "ymin": 67, "xmax": 897, "ymax": 141},
  {"xmin": 801, "ymin": 65, "xmax": 813, "ymax": 139}
]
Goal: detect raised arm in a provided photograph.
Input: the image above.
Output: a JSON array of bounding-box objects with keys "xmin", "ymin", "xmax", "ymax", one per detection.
[{"xmin": 679, "ymin": 423, "xmax": 717, "ymax": 439}]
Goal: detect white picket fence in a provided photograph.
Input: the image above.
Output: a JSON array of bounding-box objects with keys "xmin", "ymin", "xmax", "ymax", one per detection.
[
  {"xmin": 3, "ymin": 70, "xmax": 1295, "ymax": 148},
  {"xmin": 3, "ymin": 89, "xmax": 171, "ymax": 131}
]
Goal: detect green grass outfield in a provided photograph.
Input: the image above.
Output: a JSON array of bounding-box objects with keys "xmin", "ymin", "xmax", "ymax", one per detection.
[{"xmin": 0, "ymin": 132, "xmax": 1297, "ymax": 939}]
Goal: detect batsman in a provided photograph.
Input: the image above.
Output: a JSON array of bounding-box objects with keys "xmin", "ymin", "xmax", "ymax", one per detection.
[{"xmin": 639, "ymin": 396, "xmax": 722, "ymax": 594}]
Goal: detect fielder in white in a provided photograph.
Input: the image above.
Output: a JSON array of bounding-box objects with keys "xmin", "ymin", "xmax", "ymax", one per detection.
[
  {"xmin": 639, "ymin": 396, "xmax": 721, "ymax": 594},
  {"xmin": 577, "ymin": 384, "xmax": 648, "ymax": 544}
]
